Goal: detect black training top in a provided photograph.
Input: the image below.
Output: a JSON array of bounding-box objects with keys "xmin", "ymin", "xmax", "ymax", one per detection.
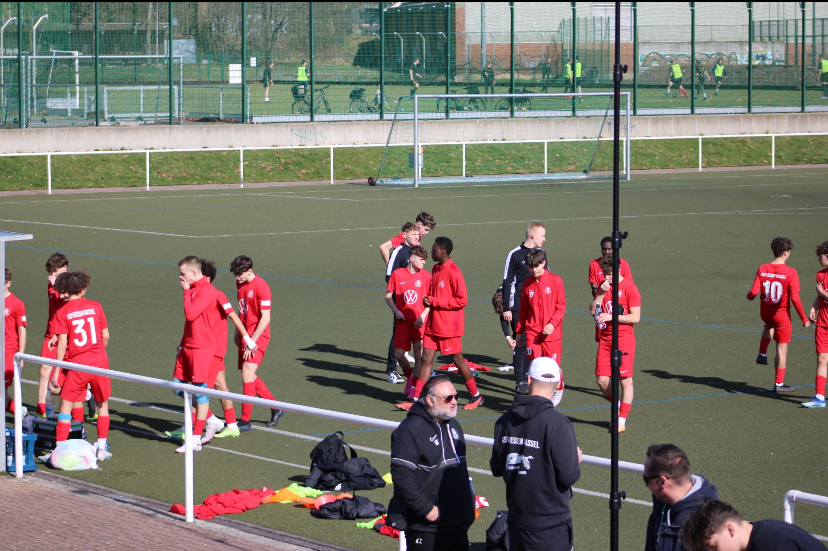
[
  {"xmin": 501, "ymin": 244, "xmax": 548, "ymax": 313},
  {"xmin": 747, "ymin": 520, "xmax": 825, "ymax": 551},
  {"xmin": 386, "ymin": 243, "xmax": 411, "ymax": 282}
]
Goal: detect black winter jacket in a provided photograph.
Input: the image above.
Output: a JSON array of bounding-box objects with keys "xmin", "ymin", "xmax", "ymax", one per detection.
[
  {"xmin": 644, "ymin": 475, "xmax": 718, "ymax": 551},
  {"xmin": 390, "ymin": 401, "xmax": 475, "ymax": 533}
]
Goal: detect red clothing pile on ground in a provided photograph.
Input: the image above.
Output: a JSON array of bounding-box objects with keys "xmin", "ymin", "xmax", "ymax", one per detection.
[{"xmin": 170, "ymin": 487, "xmax": 274, "ymax": 520}]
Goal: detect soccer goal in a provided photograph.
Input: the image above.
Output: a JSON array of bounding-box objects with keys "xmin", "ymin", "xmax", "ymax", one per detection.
[{"xmin": 375, "ymin": 92, "xmax": 630, "ymax": 187}]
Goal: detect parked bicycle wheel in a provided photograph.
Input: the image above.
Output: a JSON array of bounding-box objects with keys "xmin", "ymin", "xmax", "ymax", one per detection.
[
  {"xmin": 494, "ymin": 99, "xmax": 511, "ymax": 111},
  {"xmin": 349, "ymin": 99, "xmax": 366, "ymax": 113},
  {"xmin": 292, "ymin": 99, "xmax": 310, "ymax": 115},
  {"xmin": 468, "ymin": 98, "xmax": 485, "ymax": 111}
]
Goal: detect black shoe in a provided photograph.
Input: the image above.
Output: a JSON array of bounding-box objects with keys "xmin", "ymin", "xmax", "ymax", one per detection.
[
  {"xmin": 755, "ymin": 354, "xmax": 768, "ymax": 365},
  {"xmin": 515, "ymin": 382, "xmax": 530, "ymax": 395},
  {"xmin": 86, "ymin": 396, "xmax": 97, "ymax": 419},
  {"xmin": 238, "ymin": 420, "xmax": 253, "ymax": 432},
  {"xmin": 774, "ymin": 384, "xmax": 794, "ymax": 393},
  {"xmin": 266, "ymin": 409, "xmax": 286, "ymax": 428}
]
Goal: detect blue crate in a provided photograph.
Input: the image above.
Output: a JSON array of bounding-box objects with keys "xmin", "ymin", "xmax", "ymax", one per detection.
[{"xmin": 5, "ymin": 429, "xmax": 37, "ymax": 473}]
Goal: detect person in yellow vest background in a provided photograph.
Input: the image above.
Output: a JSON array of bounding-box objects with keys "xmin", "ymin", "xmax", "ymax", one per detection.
[
  {"xmin": 713, "ymin": 57, "xmax": 727, "ymax": 96},
  {"xmin": 666, "ymin": 60, "xmax": 689, "ymax": 98},
  {"xmin": 297, "ymin": 59, "xmax": 309, "ymax": 96},
  {"xmin": 817, "ymin": 54, "xmax": 828, "ymax": 99}
]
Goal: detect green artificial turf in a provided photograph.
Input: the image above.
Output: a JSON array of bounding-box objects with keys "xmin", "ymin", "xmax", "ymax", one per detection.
[{"xmin": 2, "ymin": 169, "xmax": 828, "ymax": 549}]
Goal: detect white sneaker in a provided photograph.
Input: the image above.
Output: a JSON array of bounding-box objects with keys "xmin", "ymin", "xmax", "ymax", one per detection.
[
  {"xmin": 202, "ymin": 416, "xmax": 225, "ymax": 444},
  {"xmin": 97, "ymin": 449, "xmax": 113, "ymax": 461},
  {"xmin": 175, "ymin": 442, "xmax": 203, "ymax": 453},
  {"xmin": 404, "ymin": 352, "xmax": 415, "ymax": 364},
  {"xmin": 498, "ymin": 363, "xmax": 514, "ymax": 372},
  {"xmin": 388, "ymin": 371, "xmax": 405, "ymax": 384}
]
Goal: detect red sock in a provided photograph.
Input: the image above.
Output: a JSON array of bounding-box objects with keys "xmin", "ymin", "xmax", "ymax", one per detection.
[
  {"xmin": 71, "ymin": 407, "xmax": 84, "ymax": 423},
  {"xmin": 775, "ymin": 368, "xmax": 786, "ymax": 385},
  {"xmin": 759, "ymin": 337, "xmax": 771, "ymax": 355},
  {"xmin": 254, "ymin": 377, "xmax": 275, "ymax": 401},
  {"xmin": 619, "ymin": 402, "xmax": 632, "ymax": 419},
  {"xmin": 193, "ymin": 418, "xmax": 206, "ymax": 437},
  {"xmin": 816, "ymin": 375, "xmax": 827, "ymax": 397},
  {"xmin": 604, "ymin": 393, "xmax": 612, "ymax": 402},
  {"xmin": 6, "ymin": 400, "xmax": 14, "ymax": 413},
  {"xmin": 37, "ymin": 403, "xmax": 46, "ymax": 416},
  {"xmin": 224, "ymin": 407, "xmax": 237, "ymax": 424},
  {"xmin": 464, "ymin": 378, "xmax": 479, "ymax": 397},
  {"xmin": 97, "ymin": 415, "xmax": 110, "ymax": 439},
  {"xmin": 242, "ymin": 382, "xmax": 255, "ymax": 421},
  {"xmin": 401, "ymin": 367, "xmax": 413, "ymax": 378},
  {"xmin": 412, "ymin": 379, "xmax": 427, "ymax": 400},
  {"xmin": 56, "ymin": 422, "xmax": 71, "ymax": 442}
]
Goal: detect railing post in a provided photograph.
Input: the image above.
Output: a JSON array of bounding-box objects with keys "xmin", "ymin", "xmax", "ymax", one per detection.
[
  {"xmin": 413, "ymin": 96, "xmax": 419, "ymax": 188},
  {"xmin": 146, "ymin": 151, "xmax": 150, "ymax": 189},
  {"xmin": 13, "ymin": 356, "xmax": 23, "ymax": 478},
  {"xmin": 543, "ymin": 141, "xmax": 548, "ymax": 173},
  {"xmin": 239, "ymin": 148, "xmax": 244, "ymax": 188},
  {"xmin": 771, "ymin": 134, "xmax": 775, "ymax": 169},
  {"xmin": 182, "ymin": 390, "xmax": 194, "ymax": 523},
  {"xmin": 698, "ymin": 136, "xmax": 702, "ymax": 171},
  {"xmin": 330, "ymin": 146, "xmax": 334, "ymax": 184},
  {"xmin": 783, "ymin": 490, "xmax": 797, "ymax": 523},
  {"xmin": 462, "ymin": 142, "xmax": 466, "ymax": 177},
  {"xmin": 47, "ymin": 153, "xmax": 51, "ymax": 194}
]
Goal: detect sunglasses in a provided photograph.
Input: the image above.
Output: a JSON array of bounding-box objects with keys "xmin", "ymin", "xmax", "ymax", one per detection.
[
  {"xmin": 434, "ymin": 394, "xmax": 459, "ymax": 404},
  {"xmin": 642, "ymin": 474, "xmax": 664, "ymax": 485}
]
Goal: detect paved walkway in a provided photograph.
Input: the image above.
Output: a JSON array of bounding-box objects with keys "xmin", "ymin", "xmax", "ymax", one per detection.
[{"xmin": 0, "ymin": 471, "xmax": 341, "ymax": 551}]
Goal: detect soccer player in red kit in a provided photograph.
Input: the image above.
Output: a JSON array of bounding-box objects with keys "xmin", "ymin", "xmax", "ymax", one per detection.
[
  {"xmin": 172, "ymin": 256, "xmax": 219, "ymax": 452},
  {"xmin": 37, "ymin": 253, "xmax": 68, "ymax": 418},
  {"xmin": 802, "ymin": 241, "xmax": 828, "ymax": 408},
  {"xmin": 590, "ymin": 254, "xmax": 641, "ymax": 433},
  {"xmin": 51, "ymin": 271, "xmax": 113, "ymax": 462},
  {"xmin": 516, "ymin": 249, "xmax": 566, "ymax": 368},
  {"xmin": 4, "ymin": 268, "xmax": 27, "ymax": 414},
  {"xmin": 385, "ymin": 245, "xmax": 431, "ymax": 398},
  {"xmin": 588, "ymin": 236, "xmax": 633, "ymax": 297},
  {"xmin": 746, "ymin": 237, "xmax": 809, "ymax": 392},
  {"xmin": 397, "ymin": 237, "xmax": 484, "ymax": 411},
  {"xmin": 230, "ymin": 255, "xmax": 284, "ymax": 430}
]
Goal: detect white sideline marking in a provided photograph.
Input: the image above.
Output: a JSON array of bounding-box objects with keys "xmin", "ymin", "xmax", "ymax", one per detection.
[{"xmin": 0, "ymin": 217, "xmax": 192, "ymax": 238}]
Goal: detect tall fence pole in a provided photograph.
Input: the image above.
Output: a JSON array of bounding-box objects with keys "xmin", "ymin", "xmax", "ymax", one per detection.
[
  {"xmin": 509, "ymin": 2, "xmax": 515, "ymax": 116},
  {"xmin": 379, "ymin": 2, "xmax": 385, "ymax": 120},
  {"xmin": 242, "ymin": 2, "xmax": 247, "ymax": 124},
  {"xmin": 801, "ymin": 2, "xmax": 806, "ymax": 112},
  {"xmin": 309, "ymin": 2, "xmax": 314, "ymax": 123},
  {"xmin": 168, "ymin": 2, "xmax": 174, "ymax": 125},
  {"xmin": 445, "ymin": 3, "xmax": 451, "ymax": 119},
  {"xmin": 94, "ymin": 2, "xmax": 100, "ymax": 126},
  {"xmin": 690, "ymin": 3, "xmax": 696, "ymax": 114},
  {"xmin": 632, "ymin": 2, "xmax": 638, "ymax": 116},
  {"xmin": 17, "ymin": 2, "xmax": 23, "ymax": 128},
  {"xmin": 748, "ymin": 3, "xmax": 753, "ymax": 113},
  {"xmin": 571, "ymin": 2, "xmax": 577, "ymax": 117}
]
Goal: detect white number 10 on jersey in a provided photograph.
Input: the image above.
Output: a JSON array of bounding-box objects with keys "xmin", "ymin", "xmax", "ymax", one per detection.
[{"xmin": 762, "ymin": 280, "xmax": 783, "ymax": 304}]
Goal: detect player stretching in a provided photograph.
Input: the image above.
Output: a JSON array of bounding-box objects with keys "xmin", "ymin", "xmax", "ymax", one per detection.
[
  {"xmin": 590, "ymin": 254, "xmax": 641, "ymax": 433},
  {"xmin": 802, "ymin": 241, "xmax": 828, "ymax": 408},
  {"xmin": 385, "ymin": 245, "xmax": 431, "ymax": 399},
  {"xmin": 37, "ymin": 253, "xmax": 68, "ymax": 419},
  {"xmin": 230, "ymin": 255, "xmax": 284, "ymax": 430},
  {"xmin": 397, "ymin": 237, "xmax": 484, "ymax": 411},
  {"xmin": 516, "ymin": 249, "xmax": 566, "ymax": 370},
  {"xmin": 4, "ymin": 269, "xmax": 26, "ymax": 414},
  {"xmin": 747, "ymin": 237, "xmax": 809, "ymax": 392},
  {"xmin": 52, "ymin": 271, "xmax": 112, "ymax": 462}
]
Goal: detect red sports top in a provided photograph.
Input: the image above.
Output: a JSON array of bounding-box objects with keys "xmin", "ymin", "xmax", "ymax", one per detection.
[
  {"xmin": 424, "ymin": 259, "xmax": 467, "ymax": 338},
  {"xmin": 588, "ymin": 257, "xmax": 633, "ymax": 286},
  {"xmin": 816, "ymin": 268, "xmax": 828, "ymax": 327},
  {"xmin": 52, "ymin": 297, "xmax": 109, "ymax": 366},
  {"xmin": 389, "ymin": 232, "xmax": 405, "ymax": 248},
  {"xmin": 598, "ymin": 278, "xmax": 641, "ymax": 341},
  {"xmin": 746, "ymin": 263, "xmax": 807, "ymax": 324},
  {"xmin": 236, "ymin": 275, "xmax": 271, "ymax": 348},
  {"xmin": 44, "ymin": 282, "xmax": 63, "ymax": 339},
  {"xmin": 212, "ymin": 289, "xmax": 235, "ymax": 358},
  {"xmin": 386, "ymin": 266, "xmax": 432, "ymax": 321},
  {"xmin": 181, "ymin": 277, "xmax": 219, "ymax": 350},
  {"xmin": 515, "ymin": 270, "xmax": 566, "ymax": 341},
  {"xmin": 4, "ymin": 292, "xmax": 27, "ymax": 350}
]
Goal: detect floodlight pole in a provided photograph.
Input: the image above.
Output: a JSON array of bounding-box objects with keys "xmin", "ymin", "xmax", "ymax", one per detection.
[{"xmin": 610, "ymin": 3, "xmax": 627, "ymax": 551}]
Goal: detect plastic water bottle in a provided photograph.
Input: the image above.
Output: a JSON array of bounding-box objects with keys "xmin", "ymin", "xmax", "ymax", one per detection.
[
  {"xmin": 5, "ymin": 429, "xmax": 12, "ymax": 468},
  {"xmin": 594, "ymin": 304, "xmax": 606, "ymax": 330}
]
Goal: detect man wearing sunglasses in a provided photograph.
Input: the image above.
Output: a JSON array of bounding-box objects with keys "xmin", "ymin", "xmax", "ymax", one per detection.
[
  {"xmin": 644, "ymin": 444, "xmax": 718, "ymax": 551},
  {"xmin": 390, "ymin": 374, "xmax": 475, "ymax": 550},
  {"xmin": 490, "ymin": 357, "xmax": 581, "ymax": 551}
]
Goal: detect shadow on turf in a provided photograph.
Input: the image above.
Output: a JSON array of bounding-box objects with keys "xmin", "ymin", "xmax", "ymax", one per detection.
[
  {"xmin": 566, "ymin": 415, "xmax": 611, "ymax": 431},
  {"xmin": 642, "ymin": 369, "xmax": 805, "ymax": 405},
  {"xmin": 298, "ymin": 343, "xmax": 387, "ymax": 364}
]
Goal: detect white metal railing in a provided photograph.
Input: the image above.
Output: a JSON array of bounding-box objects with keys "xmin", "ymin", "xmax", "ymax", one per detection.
[
  {"xmin": 0, "ymin": 131, "xmax": 826, "ymax": 193},
  {"xmin": 783, "ymin": 490, "xmax": 828, "ymax": 524},
  {"xmin": 9, "ymin": 352, "xmax": 643, "ymax": 524}
]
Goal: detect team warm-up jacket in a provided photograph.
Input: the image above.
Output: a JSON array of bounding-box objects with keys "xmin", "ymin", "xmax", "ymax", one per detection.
[
  {"xmin": 390, "ymin": 401, "xmax": 475, "ymax": 533},
  {"xmin": 181, "ymin": 277, "xmax": 218, "ymax": 350},
  {"xmin": 425, "ymin": 259, "xmax": 467, "ymax": 338},
  {"xmin": 515, "ymin": 270, "xmax": 566, "ymax": 342},
  {"xmin": 490, "ymin": 394, "xmax": 580, "ymax": 530},
  {"xmin": 644, "ymin": 475, "xmax": 718, "ymax": 551},
  {"xmin": 386, "ymin": 243, "xmax": 412, "ymax": 283},
  {"xmin": 501, "ymin": 245, "xmax": 548, "ymax": 313}
]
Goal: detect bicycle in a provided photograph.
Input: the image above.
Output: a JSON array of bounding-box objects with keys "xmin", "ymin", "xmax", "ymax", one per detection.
[
  {"xmin": 290, "ymin": 84, "xmax": 332, "ymax": 115},
  {"xmin": 349, "ymin": 87, "xmax": 374, "ymax": 113},
  {"xmin": 494, "ymin": 87, "xmax": 532, "ymax": 111},
  {"xmin": 436, "ymin": 86, "xmax": 486, "ymax": 112}
]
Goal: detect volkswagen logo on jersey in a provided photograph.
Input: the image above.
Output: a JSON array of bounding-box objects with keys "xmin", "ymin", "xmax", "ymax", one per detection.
[
  {"xmin": 239, "ymin": 298, "xmax": 248, "ymax": 314},
  {"xmin": 403, "ymin": 290, "xmax": 419, "ymax": 305},
  {"xmin": 544, "ymin": 287, "xmax": 552, "ymax": 294},
  {"xmin": 505, "ymin": 453, "xmax": 534, "ymax": 473}
]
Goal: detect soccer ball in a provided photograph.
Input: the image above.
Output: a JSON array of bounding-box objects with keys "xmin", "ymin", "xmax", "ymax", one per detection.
[{"xmin": 368, "ymin": 176, "xmax": 375, "ymax": 186}]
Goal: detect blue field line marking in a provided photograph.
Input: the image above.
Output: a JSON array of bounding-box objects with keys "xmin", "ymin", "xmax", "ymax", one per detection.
[{"xmin": 10, "ymin": 245, "xmax": 811, "ymax": 339}]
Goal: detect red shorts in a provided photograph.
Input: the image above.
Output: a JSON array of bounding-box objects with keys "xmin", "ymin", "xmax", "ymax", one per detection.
[
  {"xmin": 238, "ymin": 345, "xmax": 267, "ymax": 369},
  {"xmin": 62, "ymin": 366, "xmax": 111, "ymax": 403},
  {"xmin": 817, "ymin": 326, "xmax": 828, "ymax": 354},
  {"xmin": 761, "ymin": 310, "xmax": 792, "ymax": 343},
  {"xmin": 525, "ymin": 335, "xmax": 562, "ymax": 366},
  {"xmin": 395, "ymin": 320, "xmax": 425, "ymax": 350},
  {"xmin": 422, "ymin": 334, "xmax": 462, "ymax": 355},
  {"xmin": 174, "ymin": 347, "xmax": 212, "ymax": 384},
  {"xmin": 207, "ymin": 355, "xmax": 225, "ymax": 388},
  {"xmin": 595, "ymin": 338, "xmax": 635, "ymax": 378},
  {"xmin": 40, "ymin": 337, "xmax": 58, "ymax": 360},
  {"xmin": 4, "ymin": 348, "xmax": 17, "ymax": 386}
]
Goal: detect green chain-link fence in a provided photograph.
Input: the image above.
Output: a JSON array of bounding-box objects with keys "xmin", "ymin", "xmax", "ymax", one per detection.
[{"xmin": 2, "ymin": 2, "xmax": 827, "ymax": 128}]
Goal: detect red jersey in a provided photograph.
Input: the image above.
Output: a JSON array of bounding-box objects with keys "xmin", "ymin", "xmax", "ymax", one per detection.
[
  {"xmin": 4, "ymin": 292, "xmax": 27, "ymax": 350},
  {"xmin": 386, "ymin": 266, "xmax": 432, "ymax": 321},
  {"xmin": 598, "ymin": 278, "xmax": 641, "ymax": 341},
  {"xmin": 181, "ymin": 277, "xmax": 219, "ymax": 350},
  {"xmin": 390, "ymin": 232, "xmax": 405, "ymax": 248},
  {"xmin": 588, "ymin": 257, "xmax": 633, "ymax": 287},
  {"xmin": 236, "ymin": 275, "xmax": 271, "ymax": 348},
  {"xmin": 515, "ymin": 271, "xmax": 566, "ymax": 341},
  {"xmin": 747, "ymin": 263, "xmax": 807, "ymax": 324},
  {"xmin": 44, "ymin": 282, "xmax": 64, "ymax": 338},
  {"xmin": 816, "ymin": 268, "xmax": 828, "ymax": 327},
  {"xmin": 424, "ymin": 259, "xmax": 467, "ymax": 338},
  {"xmin": 52, "ymin": 297, "xmax": 108, "ymax": 366},
  {"xmin": 212, "ymin": 289, "xmax": 235, "ymax": 357}
]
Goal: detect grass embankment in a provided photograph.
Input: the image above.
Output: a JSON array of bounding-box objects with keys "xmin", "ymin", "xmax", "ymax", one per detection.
[{"xmin": 1, "ymin": 135, "xmax": 826, "ymax": 191}]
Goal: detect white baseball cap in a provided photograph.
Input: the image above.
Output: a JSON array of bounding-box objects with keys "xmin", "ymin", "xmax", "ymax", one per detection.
[{"xmin": 528, "ymin": 357, "xmax": 561, "ymax": 384}]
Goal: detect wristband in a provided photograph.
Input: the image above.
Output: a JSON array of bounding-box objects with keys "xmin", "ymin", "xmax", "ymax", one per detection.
[{"xmin": 243, "ymin": 335, "xmax": 257, "ymax": 350}]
